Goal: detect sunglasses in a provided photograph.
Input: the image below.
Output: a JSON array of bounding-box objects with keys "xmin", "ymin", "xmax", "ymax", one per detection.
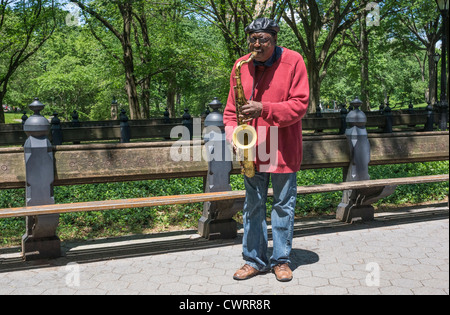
[{"xmin": 248, "ymin": 36, "xmax": 272, "ymax": 44}]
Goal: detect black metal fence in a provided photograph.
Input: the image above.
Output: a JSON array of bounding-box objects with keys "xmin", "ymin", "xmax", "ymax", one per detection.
[{"xmin": 1, "ymin": 100, "xmax": 448, "ymax": 147}]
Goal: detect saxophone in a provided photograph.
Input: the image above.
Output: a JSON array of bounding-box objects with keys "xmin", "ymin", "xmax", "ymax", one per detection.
[{"xmin": 232, "ymin": 51, "xmax": 258, "ymax": 178}]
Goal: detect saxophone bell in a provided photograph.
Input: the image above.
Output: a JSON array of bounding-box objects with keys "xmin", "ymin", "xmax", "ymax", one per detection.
[
  {"xmin": 232, "ymin": 124, "xmax": 257, "ymax": 156},
  {"xmin": 232, "ymin": 124, "xmax": 257, "ymax": 177},
  {"xmin": 232, "ymin": 51, "xmax": 258, "ymax": 178}
]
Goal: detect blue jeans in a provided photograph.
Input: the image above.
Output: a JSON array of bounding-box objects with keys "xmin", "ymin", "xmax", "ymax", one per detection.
[{"xmin": 242, "ymin": 172, "xmax": 297, "ymax": 271}]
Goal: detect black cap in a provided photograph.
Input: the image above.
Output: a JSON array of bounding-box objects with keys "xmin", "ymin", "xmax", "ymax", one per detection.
[{"xmin": 245, "ymin": 18, "xmax": 280, "ymax": 35}]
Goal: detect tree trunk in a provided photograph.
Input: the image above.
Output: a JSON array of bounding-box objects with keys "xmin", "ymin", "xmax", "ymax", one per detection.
[
  {"xmin": 74, "ymin": 0, "xmax": 141, "ymax": 119},
  {"xmin": 360, "ymin": 14, "xmax": 370, "ymax": 111},
  {"xmin": 307, "ymin": 62, "xmax": 320, "ymax": 114},
  {"xmin": 428, "ymin": 50, "xmax": 438, "ymax": 105},
  {"xmin": 120, "ymin": 2, "xmax": 141, "ymax": 119},
  {"xmin": 0, "ymin": 93, "xmax": 5, "ymax": 124},
  {"xmin": 141, "ymin": 77, "xmax": 150, "ymax": 119},
  {"xmin": 124, "ymin": 66, "xmax": 140, "ymax": 119},
  {"xmin": 0, "ymin": 81, "xmax": 10, "ymax": 124},
  {"xmin": 166, "ymin": 72, "xmax": 176, "ymax": 118},
  {"xmin": 133, "ymin": 4, "xmax": 151, "ymax": 119}
]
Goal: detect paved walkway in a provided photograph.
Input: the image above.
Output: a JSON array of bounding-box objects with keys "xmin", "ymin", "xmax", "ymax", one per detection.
[{"xmin": 0, "ymin": 202, "xmax": 448, "ymax": 295}]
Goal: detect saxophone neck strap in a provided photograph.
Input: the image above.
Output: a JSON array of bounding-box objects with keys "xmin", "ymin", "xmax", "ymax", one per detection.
[
  {"xmin": 249, "ymin": 67, "xmax": 266, "ymax": 101},
  {"xmin": 249, "ymin": 46, "xmax": 283, "ymax": 100}
]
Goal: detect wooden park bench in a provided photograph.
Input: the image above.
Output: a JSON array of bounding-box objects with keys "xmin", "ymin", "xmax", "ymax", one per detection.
[
  {"xmin": 1, "ymin": 174, "xmax": 447, "ymax": 218},
  {"xmin": 0, "ymin": 98, "xmax": 448, "ymax": 260},
  {"xmin": 1, "ymin": 131, "xmax": 448, "ymax": 260}
]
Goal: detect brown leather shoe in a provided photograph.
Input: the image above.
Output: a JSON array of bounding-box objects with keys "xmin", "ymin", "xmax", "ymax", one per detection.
[
  {"xmin": 272, "ymin": 263, "xmax": 293, "ymax": 282},
  {"xmin": 233, "ymin": 264, "xmax": 261, "ymax": 280}
]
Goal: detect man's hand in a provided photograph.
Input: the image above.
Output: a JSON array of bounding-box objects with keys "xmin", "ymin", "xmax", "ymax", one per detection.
[{"xmin": 240, "ymin": 101, "xmax": 263, "ymax": 123}]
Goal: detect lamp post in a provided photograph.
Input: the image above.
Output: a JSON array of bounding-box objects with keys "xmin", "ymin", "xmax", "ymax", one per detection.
[
  {"xmin": 436, "ymin": 0, "xmax": 449, "ymax": 130},
  {"xmin": 433, "ymin": 53, "xmax": 440, "ymax": 105}
]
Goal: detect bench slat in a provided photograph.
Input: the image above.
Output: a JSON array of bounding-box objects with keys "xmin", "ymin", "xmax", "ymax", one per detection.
[{"xmin": 0, "ymin": 174, "xmax": 447, "ymax": 218}]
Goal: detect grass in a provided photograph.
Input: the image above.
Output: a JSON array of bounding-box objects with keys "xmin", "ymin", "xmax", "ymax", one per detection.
[
  {"xmin": 3, "ymin": 112, "xmax": 53, "ymax": 124},
  {"xmin": 4, "ymin": 112, "xmax": 25, "ymax": 124},
  {"xmin": 0, "ymin": 161, "xmax": 448, "ymax": 247}
]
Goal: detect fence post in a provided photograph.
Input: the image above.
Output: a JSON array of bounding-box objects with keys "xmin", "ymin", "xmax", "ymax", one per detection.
[
  {"xmin": 21, "ymin": 111, "xmax": 28, "ymax": 125},
  {"xmin": 163, "ymin": 108, "xmax": 170, "ymax": 124},
  {"xmin": 407, "ymin": 100, "xmax": 414, "ymax": 114},
  {"xmin": 383, "ymin": 101, "xmax": 393, "ymax": 133},
  {"xmin": 439, "ymin": 99, "xmax": 448, "ymax": 131},
  {"xmin": 51, "ymin": 112, "xmax": 63, "ymax": 145},
  {"xmin": 336, "ymin": 97, "xmax": 396, "ymax": 223},
  {"xmin": 378, "ymin": 102, "xmax": 384, "ymax": 114},
  {"xmin": 407, "ymin": 101, "xmax": 416, "ymax": 128},
  {"xmin": 198, "ymin": 98, "xmax": 237, "ymax": 239},
  {"xmin": 182, "ymin": 108, "xmax": 193, "ymax": 140},
  {"xmin": 119, "ymin": 109, "xmax": 130, "ymax": 143},
  {"xmin": 22, "ymin": 98, "xmax": 60, "ymax": 260},
  {"xmin": 315, "ymin": 103, "xmax": 323, "ymax": 117},
  {"xmin": 338, "ymin": 104, "xmax": 348, "ymax": 135},
  {"xmin": 71, "ymin": 110, "xmax": 80, "ymax": 127},
  {"xmin": 424, "ymin": 101, "xmax": 434, "ymax": 131},
  {"xmin": 71, "ymin": 110, "xmax": 80, "ymax": 144}
]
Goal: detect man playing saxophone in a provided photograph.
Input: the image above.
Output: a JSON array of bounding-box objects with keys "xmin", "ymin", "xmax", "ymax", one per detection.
[{"xmin": 223, "ymin": 18, "xmax": 309, "ymax": 282}]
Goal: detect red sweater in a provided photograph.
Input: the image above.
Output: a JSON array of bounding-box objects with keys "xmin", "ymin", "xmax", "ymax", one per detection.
[{"xmin": 223, "ymin": 47, "xmax": 309, "ymax": 173}]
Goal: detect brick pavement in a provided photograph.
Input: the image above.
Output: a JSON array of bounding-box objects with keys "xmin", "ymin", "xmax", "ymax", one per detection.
[{"xmin": 0, "ymin": 202, "xmax": 448, "ymax": 295}]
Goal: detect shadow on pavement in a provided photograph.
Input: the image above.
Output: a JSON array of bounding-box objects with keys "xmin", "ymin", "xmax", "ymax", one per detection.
[{"xmin": 1, "ymin": 202, "xmax": 447, "ymax": 273}]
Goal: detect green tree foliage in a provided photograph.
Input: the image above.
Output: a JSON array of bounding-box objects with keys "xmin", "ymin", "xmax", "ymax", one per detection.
[
  {"xmin": 382, "ymin": 0, "xmax": 442, "ymax": 105},
  {"xmin": 0, "ymin": 0, "xmax": 446, "ymax": 121},
  {"xmin": 320, "ymin": 0, "xmax": 442, "ymax": 109},
  {"xmin": 186, "ymin": 0, "xmax": 287, "ymax": 64},
  {"xmin": 0, "ymin": 0, "xmax": 58, "ymax": 123}
]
